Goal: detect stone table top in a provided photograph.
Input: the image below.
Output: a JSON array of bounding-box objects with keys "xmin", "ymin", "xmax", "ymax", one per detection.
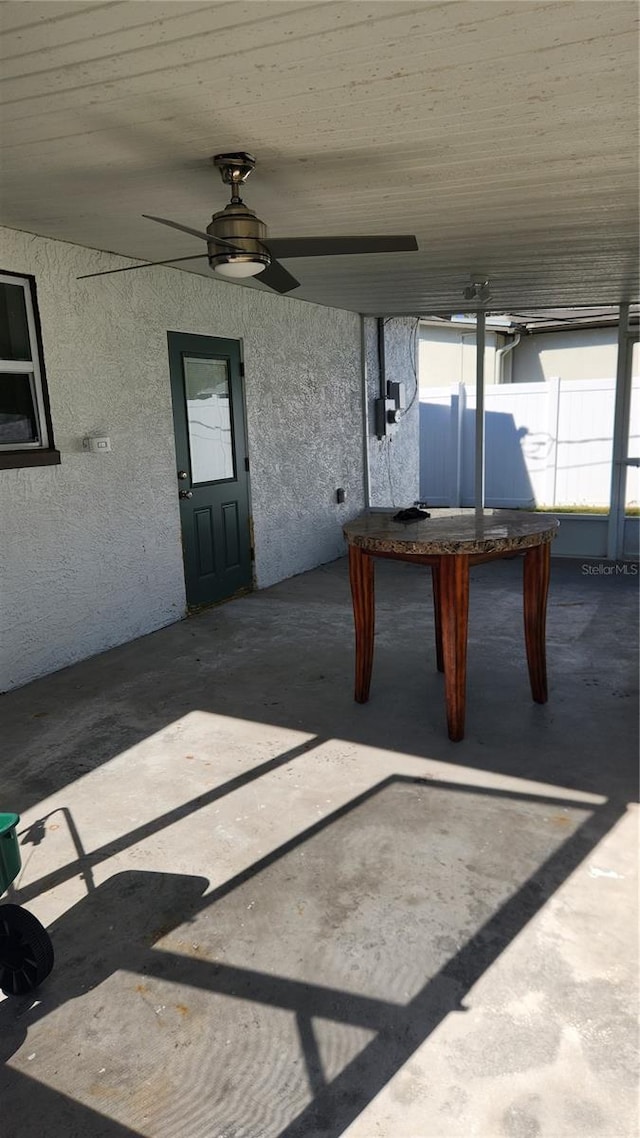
[{"xmin": 343, "ymin": 508, "xmax": 559, "ymax": 556}]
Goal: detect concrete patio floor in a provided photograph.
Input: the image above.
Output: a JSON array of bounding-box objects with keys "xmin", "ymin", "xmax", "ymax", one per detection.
[{"xmin": 1, "ymin": 555, "xmax": 638, "ymax": 1138}]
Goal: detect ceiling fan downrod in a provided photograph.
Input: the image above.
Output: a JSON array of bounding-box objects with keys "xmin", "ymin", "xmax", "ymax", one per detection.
[{"xmin": 213, "ymin": 152, "xmax": 256, "ymax": 203}]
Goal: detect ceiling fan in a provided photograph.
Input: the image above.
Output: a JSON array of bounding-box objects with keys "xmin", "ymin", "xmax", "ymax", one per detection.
[{"xmin": 78, "ymin": 152, "xmax": 419, "ymax": 292}]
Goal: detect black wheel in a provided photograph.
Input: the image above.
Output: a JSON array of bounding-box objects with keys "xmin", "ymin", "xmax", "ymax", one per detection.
[{"xmin": 0, "ymin": 904, "xmax": 54, "ymax": 996}]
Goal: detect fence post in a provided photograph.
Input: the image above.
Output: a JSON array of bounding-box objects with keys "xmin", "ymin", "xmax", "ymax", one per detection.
[
  {"xmin": 450, "ymin": 382, "xmax": 466, "ymax": 505},
  {"xmin": 545, "ymin": 376, "xmax": 561, "ymax": 508}
]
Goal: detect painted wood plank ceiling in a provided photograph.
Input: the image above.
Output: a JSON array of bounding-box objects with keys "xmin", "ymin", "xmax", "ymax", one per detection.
[{"xmin": 0, "ymin": 0, "xmax": 637, "ymax": 313}]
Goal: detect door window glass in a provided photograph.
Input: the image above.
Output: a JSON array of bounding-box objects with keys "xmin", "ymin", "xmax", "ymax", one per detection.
[{"xmin": 184, "ymin": 356, "xmax": 235, "ymax": 483}]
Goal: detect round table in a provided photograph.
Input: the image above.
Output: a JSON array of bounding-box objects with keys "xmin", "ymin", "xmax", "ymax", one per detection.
[{"xmin": 343, "ymin": 508, "xmax": 559, "ymax": 742}]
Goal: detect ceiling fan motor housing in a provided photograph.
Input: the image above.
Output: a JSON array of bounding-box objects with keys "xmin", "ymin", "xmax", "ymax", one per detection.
[{"xmin": 206, "ymin": 201, "xmax": 271, "ymax": 271}]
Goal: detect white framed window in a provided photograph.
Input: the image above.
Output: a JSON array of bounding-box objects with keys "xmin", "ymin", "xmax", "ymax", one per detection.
[{"xmin": 0, "ymin": 271, "xmax": 58, "ymax": 467}]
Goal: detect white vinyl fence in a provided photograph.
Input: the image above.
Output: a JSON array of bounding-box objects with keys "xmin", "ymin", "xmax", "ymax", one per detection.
[{"xmin": 420, "ymin": 377, "xmax": 640, "ymax": 509}]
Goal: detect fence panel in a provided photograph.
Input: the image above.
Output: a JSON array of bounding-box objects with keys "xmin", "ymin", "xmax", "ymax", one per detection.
[
  {"xmin": 463, "ymin": 384, "xmax": 549, "ymax": 506},
  {"xmin": 418, "ymin": 391, "xmax": 452, "ymax": 504},
  {"xmin": 419, "ymin": 378, "xmax": 640, "ymax": 509},
  {"xmin": 555, "ymin": 380, "xmax": 615, "ymax": 507}
]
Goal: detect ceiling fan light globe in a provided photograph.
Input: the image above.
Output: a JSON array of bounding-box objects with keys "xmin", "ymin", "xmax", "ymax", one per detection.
[{"xmin": 213, "ymin": 259, "xmax": 265, "ymax": 279}]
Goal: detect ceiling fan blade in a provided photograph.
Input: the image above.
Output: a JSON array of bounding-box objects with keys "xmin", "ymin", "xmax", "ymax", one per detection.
[
  {"xmin": 78, "ymin": 254, "xmax": 209, "ymax": 280},
  {"xmin": 266, "ymin": 235, "xmax": 419, "ymax": 259},
  {"xmin": 256, "ymin": 260, "xmax": 300, "ymax": 294},
  {"xmin": 142, "ymin": 214, "xmax": 244, "ymax": 254}
]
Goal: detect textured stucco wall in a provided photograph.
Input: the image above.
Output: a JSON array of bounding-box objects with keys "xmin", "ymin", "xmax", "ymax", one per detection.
[
  {"xmin": 0, "ymin": 227, "xmax": 364, "ymax": 689},
  {"xmin": 364, "ymin": 316, "xmax": 420, "ymax": 508}
]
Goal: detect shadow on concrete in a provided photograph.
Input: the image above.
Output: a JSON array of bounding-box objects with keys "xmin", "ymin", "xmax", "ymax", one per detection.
[
  {"xmin": 1, "ymin": 774, "xmax": 626, "ymax": 1138},
  {"xmin": 0, "ymin": 1074, "xmax": 144, "ymax": 1138}
]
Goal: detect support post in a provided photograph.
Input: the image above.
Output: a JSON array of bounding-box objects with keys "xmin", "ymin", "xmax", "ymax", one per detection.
[
  {"xmin": 474, "ymin": 310, "xmax": 486, "ymax": 509},
  {"xmin": 451, "ymin": 381, "xmax": 466, "ymax": 506},
  {"xmin": 607, "ymin": 304, "xmax": 632, "ymax": 560}
]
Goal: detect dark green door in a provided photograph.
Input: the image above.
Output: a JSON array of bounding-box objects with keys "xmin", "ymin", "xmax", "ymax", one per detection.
[{"xmin": 168, "ymin": 331, "xmax": 252, "ymax": 607}]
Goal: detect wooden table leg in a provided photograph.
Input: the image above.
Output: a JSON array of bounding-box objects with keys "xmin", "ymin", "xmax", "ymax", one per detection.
[
  {"xmin": 431, "ymin": 564, "xmax": 444, "ymax": 673},
  {"xmin": 523, "ymin": 540, "xmax": 551, "ymax": 703},
  {"xmin": 438, "ymin": 555, "xmax": 470, "ymax": 741},
  {"xmin": 348, "ymin": 544, "xmax": 375, "ymax": 703}
]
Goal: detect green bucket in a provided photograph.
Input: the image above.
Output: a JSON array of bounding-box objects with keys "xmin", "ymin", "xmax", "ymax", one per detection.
[{"xmin": 0, "ymin": 814, "xmax": 21, "ymax": 894}]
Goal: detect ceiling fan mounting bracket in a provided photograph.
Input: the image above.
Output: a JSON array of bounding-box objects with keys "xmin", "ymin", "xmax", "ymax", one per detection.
[
  {"xmin": 213, "ymin": 152, "xmax": 257, "ymax": 187},
  {"xmin": 463, "ymin": 278, "xmax": 492, "ymax": 303}
]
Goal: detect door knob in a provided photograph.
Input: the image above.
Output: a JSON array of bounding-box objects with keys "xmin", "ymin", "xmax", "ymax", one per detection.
[
  {"xmin": 177, "ymin": 470, "xmax": 188, "ymax": 480},
  {"xmin": 179, "ymin": 489, "xmax": 193, "ymax": 500}
]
